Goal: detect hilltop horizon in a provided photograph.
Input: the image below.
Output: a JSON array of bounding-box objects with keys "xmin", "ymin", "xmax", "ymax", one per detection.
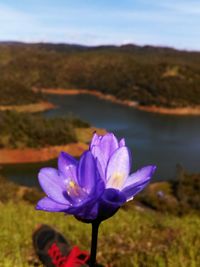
[
  {"xmin": 0, "ymin": 40, "xmax": 200, "ymax": 53},
  {"xmin": 1, "ymin": 1, "xmax": 200, "ymax": 50}
]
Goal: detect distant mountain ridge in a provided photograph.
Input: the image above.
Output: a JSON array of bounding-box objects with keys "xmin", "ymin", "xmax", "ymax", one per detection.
[
  {"xmin": 0, "ymin": 41, "xmax": 199, "ymax": 54},
  {"xmin": 0, "ymin": 41, "xmax": 200, "ymax": 108}
]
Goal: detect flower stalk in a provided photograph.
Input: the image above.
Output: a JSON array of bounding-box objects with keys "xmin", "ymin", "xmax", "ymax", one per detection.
[
  {"xmin": 89, "ymin": 221, "xmax": 100, "ymax": 267},
  {"xmin": 36, "ymin": 132, "xmax": 156, "ymax": 266}
]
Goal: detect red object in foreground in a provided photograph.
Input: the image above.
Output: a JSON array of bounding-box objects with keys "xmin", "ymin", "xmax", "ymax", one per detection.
[{"xmin": 48, "ymin": 243, "xmax": 90, "ymax": 267}]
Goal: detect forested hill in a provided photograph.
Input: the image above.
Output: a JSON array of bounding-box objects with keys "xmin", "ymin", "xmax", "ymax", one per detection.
[{"xmin": 1, "ymin": 42, "xmax": 200, "ymax": 107}]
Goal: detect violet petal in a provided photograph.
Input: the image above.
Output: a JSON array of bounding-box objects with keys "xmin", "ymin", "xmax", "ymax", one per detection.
[
  {"xmin": 123, "ymin": 165, "xmax": 156, "ymax": 189},
  {"xmin": 122, "ymin": 165, "xmax": 156, "ymax": 200},
  {"xmin": 119, "ymin": 138, "xmax": 126, "ymax": 147},
  {"xmin": 58, "ymin": 152, "xmax": 77, "ymax": 181},
  {"xmin": 36, "ymin": 197, "xmax": 70, "ymax": 212},
  {"xmin": 99, "ymin": 133, "xmax": 119, "ymax": 163},
  {"xmin": 106, "ymin": 146, "xmax": 131, "ymax": 189},
  {"xmin": 75, "ymin": 202, "xmax": 99, "ymax": 221},
  {"xmin": 77, "ymin": 151, "xmax": 97, "ymax": 193},
  {"xmin": 97, "ymin": 188, "xmax": 126, "ymax": 221},
  {"xmin": 122, "ymin": 182, "xmax": 150, "ymax": 201},
  {"xmin": 89, "ymin": 132, "xmax": 101, "ymax": 149},
  {"xmin": 91, "ymin": 145, "xmax": 107, "ymax": 179},
  {"xmin": 89, "ymin": 168, "xmax": 105, "ymax": 197},
  {"xmin": 38, "ymin": 168, "xmax": 69, "ymax": 204}
]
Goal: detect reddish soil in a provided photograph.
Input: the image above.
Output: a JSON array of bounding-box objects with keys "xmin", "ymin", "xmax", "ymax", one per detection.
[
  {"xmin": 0, "ymin": 142, "xmax": 88, "ymax": 164},
  {"xmin": 0, "ymin": 101, "xmax": 55, "ymax": 113},
  {"xmin": 138, "ymin": 105, "xmax": 200, "ymax": 116}
]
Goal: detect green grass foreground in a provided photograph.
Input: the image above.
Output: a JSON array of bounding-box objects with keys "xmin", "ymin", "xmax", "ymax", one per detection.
[{"xmin": 0, "ymin": 201, "xmax": 199, "ymax": 267}]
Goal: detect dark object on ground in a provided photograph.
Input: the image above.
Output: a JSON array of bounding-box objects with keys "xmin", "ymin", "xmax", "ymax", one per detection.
[{"xmin": 32, "ymin": 224, "xmax": 104, "ymax": 267}]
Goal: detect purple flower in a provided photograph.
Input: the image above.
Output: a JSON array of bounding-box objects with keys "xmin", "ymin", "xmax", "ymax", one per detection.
[
  {"xmin": 36, "ymin": 151, "xmax": 105, "ymax": 220},
  {"xmin": 36, "ymin": 132, "xmax": 156, "ymax": 223},
  {"xmin": 90, "ymin": 133, "xmax": 156, "ymax": 219}
]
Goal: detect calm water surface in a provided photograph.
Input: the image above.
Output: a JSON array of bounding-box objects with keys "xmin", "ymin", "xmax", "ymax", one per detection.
[{"xmin": 3, "ymin": 94, "xmax": 200, "ymax": 187}]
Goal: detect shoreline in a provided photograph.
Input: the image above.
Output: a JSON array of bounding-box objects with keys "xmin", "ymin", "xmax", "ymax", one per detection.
[
  {"xmin": 137, "ymin": 105, "xmax": 200, "ymax": 116},
  {"xmin": 35, "ymin": 88, "xmax": 200, "ymax": 116},
  {"xmin": 0, "ymin": 142, "xmax": 88, "ymax": 164},
  {"xmin": 0, "ymin": 127, "xmax": 106, "ymax": 164},
  {"xmin": 33, "ymin": 88, "xmax": 138, "ymax": 107},
  {"xmin": 0, "ymin": 101, "xmax": 55, "ymax": 113}
]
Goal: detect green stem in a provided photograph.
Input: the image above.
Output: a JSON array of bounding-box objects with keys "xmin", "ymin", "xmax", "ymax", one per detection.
[{"xmin": 89, "ymin": 221, "xmax": 100, "ymax": 267}]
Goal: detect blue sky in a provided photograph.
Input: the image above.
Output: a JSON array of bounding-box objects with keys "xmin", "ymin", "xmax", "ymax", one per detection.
[{"xmin": 0, "ymin": 0, "xmax": 200, "ymax": 50}]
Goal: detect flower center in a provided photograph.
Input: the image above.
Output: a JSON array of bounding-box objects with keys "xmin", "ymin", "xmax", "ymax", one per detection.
[
  {"xmin": 67, "ymin": 181, "xmax": 81, "ymax": 196},
  {"xmin": 66, "ymin": 180, "xmax": 87, "ymax": 203},
  {"xmin": 107, "ymin": 172, "xmax": 125, "ymax": 189}
]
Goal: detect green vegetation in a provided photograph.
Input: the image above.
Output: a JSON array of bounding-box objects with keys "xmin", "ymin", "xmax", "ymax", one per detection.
[
  {"xmin": 134, "ymin": 181, "xmax": 180, "ymax": 215},
  {"xmin": 1, "ymin": 42, "xmax": 200, "ymax": 107},
  {"xmin": 0, "ymin": 174, "xmax": 199, "ymax": 267},
  {"xmin": 0, "ymin": 175, "xmax": 43, "ymax": 204},
  {"xmin": 173, "ymin": 170, "xmax": 200, "ymax": 213},
  {"xmin": 0, "ymin": 111, "xmax": 90, "ymax": 148},
  {"xmin": 135, "ymin": 169, "xmax": 200, "ymax": 216},
  {"xmin": 0, "ymin": 79, "xmax": 44, "ymax": 106}
]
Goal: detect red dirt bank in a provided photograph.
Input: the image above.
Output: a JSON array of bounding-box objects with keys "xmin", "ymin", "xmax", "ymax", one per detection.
[
  {"xmin": 0, "ymin": 143, "xmax": 87, "ymax": 164},
  {"xmin": 0, "ymin": 101, "xmax": 55, "ymax": 113}
]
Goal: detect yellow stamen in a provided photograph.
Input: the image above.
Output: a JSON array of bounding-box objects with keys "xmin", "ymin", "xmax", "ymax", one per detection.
[
  {"xmin": 107, "ymin": 172, "xmax": 125, "ymax": 189},
  {"xmin": 69, "ymin": 181, "xmax": 76, "ymax": 188},
  {"xmin": 67, "ymin": 181, "xmax": 80, "ymax": 197}
]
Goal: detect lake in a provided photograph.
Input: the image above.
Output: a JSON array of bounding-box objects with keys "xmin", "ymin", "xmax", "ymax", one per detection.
[{"xmin": 2, "ymin": 93, "xmax": 200, "ymax": 187}]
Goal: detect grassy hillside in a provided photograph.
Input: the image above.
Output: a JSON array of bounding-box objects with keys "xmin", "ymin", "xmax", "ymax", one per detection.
[
  {"xmin": 0, "ymin": 42, "xmax": 200, "ymax": 107},
  {"xmin": 0, "ymin": 111, "xmax": 89, "ymax": 148},
  {"xmin": 0, "ymin": 171, "xmax": 199, "ymax": 267},
  {"xmin": 0, "ymin": 79, "xmax": 44, "ymax": 106}
]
